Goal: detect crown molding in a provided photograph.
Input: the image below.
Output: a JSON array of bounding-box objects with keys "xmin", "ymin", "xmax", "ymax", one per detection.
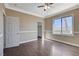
[
  {"xmin": 44, "ymin": 4, "xmax": 79, "ymax": 18},
  {"xmin": 4, "ymin": 4, "xmax": 44, "ymax": 18},
  {"xmin": 4, "ymin": 4, "xmax": 79, "ymax": 19}
]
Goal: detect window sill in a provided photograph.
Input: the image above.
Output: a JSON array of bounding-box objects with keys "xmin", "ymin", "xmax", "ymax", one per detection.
[{"xmin": 53, "ymin": 34, "xmax": 74, "ymax": 36}]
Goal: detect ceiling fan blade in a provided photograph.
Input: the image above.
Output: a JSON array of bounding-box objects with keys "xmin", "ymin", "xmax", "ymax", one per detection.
[
  {"xmin": 38, "ymin": 5, "xmax": 44, "ymax": 7},
  {"xmin": 45, "ymin": 3, "xmax": 53, "ymax": 6},
  {"xmin": 49, "ymin": 3, "xmax": 53, "ymax": 5},
  {"xmin": 45, "ymin": 3, "xmax": 53, "ymax": 5}
]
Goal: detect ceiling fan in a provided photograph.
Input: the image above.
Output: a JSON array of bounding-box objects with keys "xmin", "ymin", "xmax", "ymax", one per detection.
[{"xmin": 37, "ymin": 3, "xmax": 53, "ymax": 11}]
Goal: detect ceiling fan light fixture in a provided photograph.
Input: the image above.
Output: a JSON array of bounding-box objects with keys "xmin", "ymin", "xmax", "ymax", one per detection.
[
  {"xmin": 44, "ymin": 6, "xmax": 50, "ymax": 11},
  {"xmin": 44, "ymin": 5, "xmax": 50, "ymax": 9},
  {"xmin": 37, "ymin": 3, "xmax": 53, "ymax": 11},
  {"xmin": 47, "ymin": 6, "xmax": 50, "ymax": 9}
]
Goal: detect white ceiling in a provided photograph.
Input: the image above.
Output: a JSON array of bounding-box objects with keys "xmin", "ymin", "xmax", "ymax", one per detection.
[{"xmin": 5, "ymin": 3, "xmax": 79, "ymax": 18}]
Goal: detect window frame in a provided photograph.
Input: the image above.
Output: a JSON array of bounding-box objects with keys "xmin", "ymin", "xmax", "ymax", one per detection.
[
  {"xmin": 52, "ymin": 16, "xmax": 74, "ymax": 36},
  {"xmin": 52, "ymin": 18, "xmax": 62, "ymax": 34}
]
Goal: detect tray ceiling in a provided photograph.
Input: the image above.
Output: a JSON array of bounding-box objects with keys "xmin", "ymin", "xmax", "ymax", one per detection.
[{"xmin": 5, "ymin": 3, "xmax": 79, "ymax": 18}]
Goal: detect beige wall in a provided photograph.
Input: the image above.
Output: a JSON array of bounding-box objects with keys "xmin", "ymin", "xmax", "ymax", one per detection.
[
  {"xmin": 45, "ymin": 8, "xmax": 79, "ymax": 46},
  {"xmin": 5, "ymin": 8, "xmax": 44, "ymax": 43}
]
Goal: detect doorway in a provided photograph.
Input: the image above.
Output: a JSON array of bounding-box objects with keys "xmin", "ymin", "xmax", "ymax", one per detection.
[{"xmin": 37, "ymin": 22, "xmax": 42, "ymax": 39}]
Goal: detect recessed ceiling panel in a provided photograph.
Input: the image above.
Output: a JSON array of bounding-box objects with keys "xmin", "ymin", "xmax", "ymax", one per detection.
[{"xmin": 5, "ymin": 3, "xmax": 79, "ymax": 18}]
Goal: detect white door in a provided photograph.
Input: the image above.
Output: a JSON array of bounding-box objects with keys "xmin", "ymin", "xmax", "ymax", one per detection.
[{"xmin": 5, "ymin": 16, "xmax": 20, "ymax": 48}]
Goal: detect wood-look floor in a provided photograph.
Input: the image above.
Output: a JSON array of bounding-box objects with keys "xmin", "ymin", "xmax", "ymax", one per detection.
[{"xmin": 4, "ymin": 39, "xmax": 79, "ymax": 56}]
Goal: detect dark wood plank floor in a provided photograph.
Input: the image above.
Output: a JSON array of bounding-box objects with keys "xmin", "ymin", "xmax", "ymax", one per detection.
[{"xmin": 4, "ymin": 39, "xmax": 79, "ymax": 56}]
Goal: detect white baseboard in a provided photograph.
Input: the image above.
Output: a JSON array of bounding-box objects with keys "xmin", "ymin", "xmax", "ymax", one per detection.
[
  {"xmin": 51, "ymin": 39, "xmax": 79, "ymax": 47},
  {"xmin": 5, "ymin": 39, "xmax": 37, "ymax": 48},
  {"xmin": 20, "ymin": 39, "xmax": 37, "ymax": 44},
  {"xmin": 5, "ymin": 44, "xmax": 19, "ymax": 48}
]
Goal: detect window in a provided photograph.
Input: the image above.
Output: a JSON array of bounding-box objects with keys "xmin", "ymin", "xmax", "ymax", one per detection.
[
  {"xmin": 53, "ymin": 16, "xmax": 73, "ymax": 35},
  {"xmin": 53, "ymin": 18, "xmax": 61, "ymax": 34}
]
